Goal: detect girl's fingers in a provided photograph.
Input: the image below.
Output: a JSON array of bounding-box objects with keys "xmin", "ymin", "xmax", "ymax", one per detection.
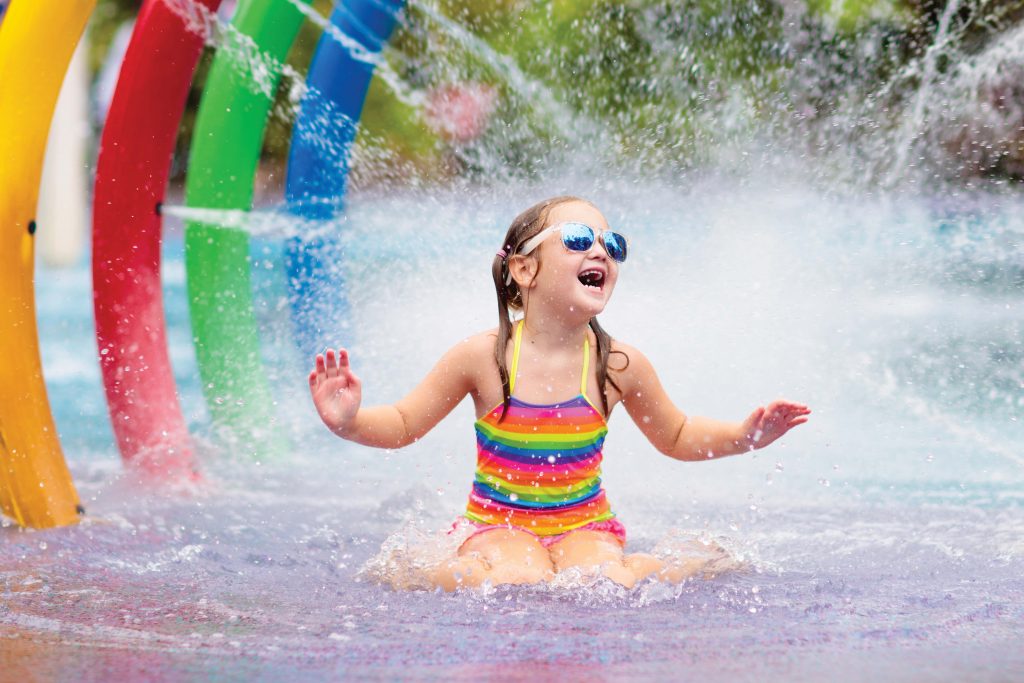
[
  {"xmin": 337, "ymin": 349, "xmax": 355, "ymax": 378},
  {"xmin": 766, "ymin": 401, "xmax": 811, "ymax": 424},
  {"xmin": 325, "ymin": 349, "xmax": 339, "ymax": 378},
  {"xmin": 338, "ymin": 349, "xmax": 360, "ymax": 384},
  {"xmin": 748, "ymin": 405, "xmax": 765, "ymax": 423},
  {"xmin": 308, "ymin": 369, "xmax": 318, "ymax": 388},
  {"xmin": 771, "ymin": 400, "xmax": 809, "ymax": 411},
  {"xmin": 315, "ymin": 353, "xmax": 327, "ymax": 383}
]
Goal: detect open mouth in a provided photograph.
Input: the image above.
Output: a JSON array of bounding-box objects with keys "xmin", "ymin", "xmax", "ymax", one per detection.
[{"xmin": 578, "ymin": 269, "xmax": 605, "ymax": 291}]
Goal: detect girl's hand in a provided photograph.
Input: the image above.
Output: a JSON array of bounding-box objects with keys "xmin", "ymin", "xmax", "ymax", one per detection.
[
  {"xmin": 308, "ymin": 348, "xmax": 362, "ymax": 436},
  {"xmin": 741, "ymin": 400, "xmax": 811, "ymax": 450}
]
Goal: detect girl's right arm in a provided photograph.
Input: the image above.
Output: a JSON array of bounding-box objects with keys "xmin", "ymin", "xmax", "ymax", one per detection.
[{"xmin": 308, "ymin": 339, "xmax": 479, "ymax": 449}]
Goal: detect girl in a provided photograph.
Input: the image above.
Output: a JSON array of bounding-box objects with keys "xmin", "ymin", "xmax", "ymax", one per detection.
[{"xmin": 309, "ymin": 196, "xmax": 810, "ymax": 591}]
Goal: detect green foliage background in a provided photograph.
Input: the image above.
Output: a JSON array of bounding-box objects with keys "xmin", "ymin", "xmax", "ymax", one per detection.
[{"xmin": 87, "ymin": 0, "xmax": 1024, "ymax": 183}]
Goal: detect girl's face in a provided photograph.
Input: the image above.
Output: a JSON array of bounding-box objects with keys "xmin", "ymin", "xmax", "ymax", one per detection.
[{"xmin": 528, "ymin": 201, "xmax": 620, "ymax": 318}]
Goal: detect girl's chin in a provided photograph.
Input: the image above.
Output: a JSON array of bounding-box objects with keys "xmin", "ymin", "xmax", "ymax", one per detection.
[{"xmin": 570, "ymin": 292, "xmax": 609, "ymax": 315}]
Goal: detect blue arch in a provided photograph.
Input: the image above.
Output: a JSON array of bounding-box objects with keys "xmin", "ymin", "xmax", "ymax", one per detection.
[{"xmin": 284, "ymin": 0, "xmax": 405, "ymax": 357}]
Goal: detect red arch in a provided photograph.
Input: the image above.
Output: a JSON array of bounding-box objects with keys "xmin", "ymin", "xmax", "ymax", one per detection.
[{"xmin": 92, "ymin": 0, "xmax": 222, "ymax": 479}]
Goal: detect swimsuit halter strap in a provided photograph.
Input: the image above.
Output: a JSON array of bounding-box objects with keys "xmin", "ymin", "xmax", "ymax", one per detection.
[
  {"xmin": 510, "ymin": 319, "xmax": 590, "ymax": 400},
  {"xmin": 581, "ymin": 333, "xmax": 591, "ymax": 400},
  {"xmin": 509, "ymin": 320, "xmax": 523, "ymax": 394}
]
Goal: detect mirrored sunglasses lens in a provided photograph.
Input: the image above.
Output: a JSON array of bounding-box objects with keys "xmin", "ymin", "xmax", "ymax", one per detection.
[
  {"xmin": 561, "ymin": 223, "xmax": 595, "ymax": 252},
  {"xmin": 603, "ymin": 232, "xmax": 627, "ymax": 262}
]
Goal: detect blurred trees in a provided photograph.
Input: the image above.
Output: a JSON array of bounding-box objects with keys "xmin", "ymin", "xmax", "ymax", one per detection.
[{"xmin": 87, "ymin": 0, "xmax": 1024, "ymax": 186}]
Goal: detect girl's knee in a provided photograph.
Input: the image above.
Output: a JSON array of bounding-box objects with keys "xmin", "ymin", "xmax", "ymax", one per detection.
[
  {"xmin": 460, "ymin": 528, "xmax": 546, "ymax": 557},
  {"xmin": 449, "ymin": 529, "xmax": 554, "ymax": 587},
  {"xmin": 548, "ymin": 530, "xmax": 624, "ymax": 571},
  {"xmin": 487, "ymin": 561, "xmax": 554, "ymax": 586}
]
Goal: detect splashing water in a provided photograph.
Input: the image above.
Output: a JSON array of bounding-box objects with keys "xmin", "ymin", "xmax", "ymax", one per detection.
[
  {"xmin": 7, "ymin": 175, "xmax": 1023, "ymax": 679},
  {"xmin": 6, "ymin": 0, "xmax": 1024, "ymax": 677}
]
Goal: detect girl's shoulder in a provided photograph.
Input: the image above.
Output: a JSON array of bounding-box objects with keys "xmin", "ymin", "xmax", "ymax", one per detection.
[
  {"xmin": 605, "ymin": 339, "xmax": 662, "ymax": 394},
  {"xmin": 607, "ymin": 337, "xmax": 640, "ymax": 374},
  {"xmin": 466, "ymin": 326, "xmax": 501, "ymax": 349},
  {"xmin": 445, "ymin": 327, "xmax": 500, "ymax": 367}
]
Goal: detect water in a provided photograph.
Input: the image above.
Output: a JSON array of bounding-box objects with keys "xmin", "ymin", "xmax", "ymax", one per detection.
[
  {"xmin": 4, "ymin": 179, "xmax": 1022, "ymax": 680},
  {"xmin": 6, "ymin": 0, "xmax": 1024, "ymax": 676}
]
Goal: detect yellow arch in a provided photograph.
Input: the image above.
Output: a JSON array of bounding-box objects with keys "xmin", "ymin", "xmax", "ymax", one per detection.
[{"xmin": 0, "ymin": 0, "xmax": 94, "ymax": 528}]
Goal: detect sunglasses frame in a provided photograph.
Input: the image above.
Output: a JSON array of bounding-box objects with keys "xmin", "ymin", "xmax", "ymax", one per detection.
[
  {"xmin": 505, "ymin": 221, "xmax": 628, "ymax": 285},
  {"xmin": 522, "ymin": 221, "xmax": 627, "ymax": 260}
]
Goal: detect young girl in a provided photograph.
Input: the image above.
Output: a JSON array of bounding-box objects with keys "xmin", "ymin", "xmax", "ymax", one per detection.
[{"xmin": 309, "ymin": 196, "xmax": 810, "ymax": 591}]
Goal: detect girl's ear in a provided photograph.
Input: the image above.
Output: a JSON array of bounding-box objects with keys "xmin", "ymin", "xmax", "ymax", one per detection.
[{"xmin": 507, "ymin": 254, "xmax": 538, "ymax": 289}]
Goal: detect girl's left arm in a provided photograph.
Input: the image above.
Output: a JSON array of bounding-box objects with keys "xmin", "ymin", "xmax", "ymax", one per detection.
[{"xmin": 612, "ymin": 342, "xmax": 810, "ymax": 462}]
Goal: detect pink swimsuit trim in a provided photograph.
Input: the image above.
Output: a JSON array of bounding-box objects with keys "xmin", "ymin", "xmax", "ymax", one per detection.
[{"xmin": 450, "ymin": 516, "xmax": 627, "ymax": 549}]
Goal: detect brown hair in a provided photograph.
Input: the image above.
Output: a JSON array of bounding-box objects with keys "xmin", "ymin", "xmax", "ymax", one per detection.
[{"xmin": 490, "ymin": 195, "xmax": 628, "ymax": 422}]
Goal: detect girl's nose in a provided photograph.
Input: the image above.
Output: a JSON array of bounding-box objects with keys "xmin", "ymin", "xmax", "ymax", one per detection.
[{"xmin": 588, "ymin": 238, "xmax": 610, "ymax": 260}]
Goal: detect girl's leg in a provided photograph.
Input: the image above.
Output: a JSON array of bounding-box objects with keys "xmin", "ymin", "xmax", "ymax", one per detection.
[
  {"xmin": 431, "ymin": 528, "xmax": 555, "ymax": 591},
  {"xmin": 547, "ymin": 530, "xmax": 643, "ymax": 588},
  {"xmin": 656, "ymin": 539, "xmax": 736, "ymax": 583},
  {"xmin": 623, "ymin": 552, "xmax": 665, "ymax": 581},
  {"xmin": 430, "ymin": 554, "xmax": 491, "ymax": 592}
]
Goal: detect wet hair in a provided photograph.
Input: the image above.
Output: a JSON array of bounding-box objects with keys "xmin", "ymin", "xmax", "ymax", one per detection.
[{"xmin": 490, "ymin": 195, "xmax": 628, "ymax": 422}]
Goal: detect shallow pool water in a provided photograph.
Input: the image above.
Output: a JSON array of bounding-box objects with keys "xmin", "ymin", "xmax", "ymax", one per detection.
[{"xmin": 3, "ymin": 181, "xmax": 1022, "ymax": 681}]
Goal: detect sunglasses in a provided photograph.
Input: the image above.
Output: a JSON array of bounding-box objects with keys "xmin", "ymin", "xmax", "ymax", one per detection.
[
  {"xmin": 504, "ymin": 222, "xmax": 628, "ymax": 284},
  {"xmin": 521, "ymin": 221, "xmax": 628, "ymax": 261}
]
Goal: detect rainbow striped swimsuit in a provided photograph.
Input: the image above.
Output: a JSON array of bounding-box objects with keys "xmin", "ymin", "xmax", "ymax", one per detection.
[{"xmin": 465, "ymin": 320, "xmax": 618, "ymax": 539}]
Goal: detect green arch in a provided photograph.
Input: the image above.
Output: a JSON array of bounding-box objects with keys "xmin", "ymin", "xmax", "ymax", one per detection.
[{"xmin": 184, "ymin": 0, "xmax": 310, "ymax": 457}]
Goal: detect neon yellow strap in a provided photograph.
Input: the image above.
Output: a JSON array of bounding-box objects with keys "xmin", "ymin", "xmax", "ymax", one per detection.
[
  {"xmin": 510, "ymin": 319, "xmax": 524, "ymax": 394},
  {"xmin": 581, "ymin": 335, "xmax": 591, "ymax": 399}
]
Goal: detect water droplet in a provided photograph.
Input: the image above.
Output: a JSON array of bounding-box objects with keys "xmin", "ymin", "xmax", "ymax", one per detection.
[
  {"xmin": 38, "ymin": 542, "xmax": 47, "ymax": 550},
  {"xmin": 774, "ymin": 462, "xmax": 784, "ymax": 472},
  {"xmin": 509, "ymin": 493, "xmax": 519, "ymax": 502}
]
